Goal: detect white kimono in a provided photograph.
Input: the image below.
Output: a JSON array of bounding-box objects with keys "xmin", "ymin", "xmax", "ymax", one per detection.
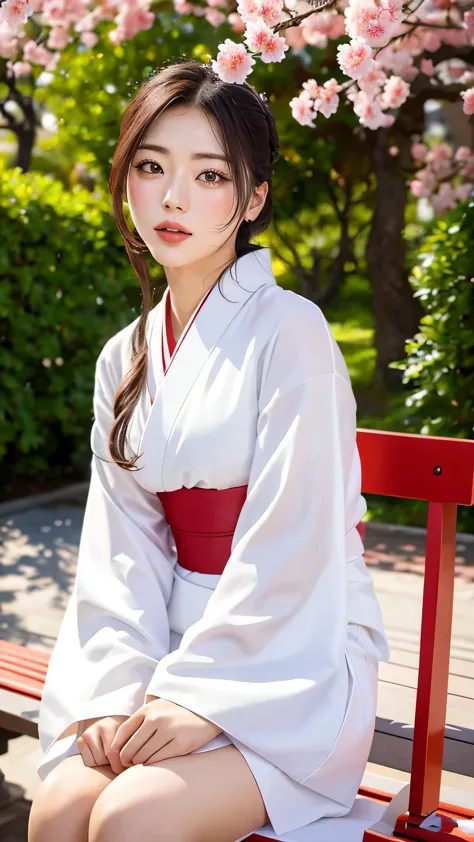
[{"xmin": 37, "ymin": 246, "xmax": 389, "ymax": 837}]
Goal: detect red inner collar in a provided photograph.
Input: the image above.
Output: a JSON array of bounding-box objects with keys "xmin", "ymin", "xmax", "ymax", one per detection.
[{"xmin": 165, "ymin": 290, "xmax": 177, "ymax": 357}]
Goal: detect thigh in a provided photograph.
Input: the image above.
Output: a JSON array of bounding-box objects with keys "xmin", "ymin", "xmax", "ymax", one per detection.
[
  {"xmin": 29, "ymin": 754, "xmax": 118, "ymax": 842},
  {"xmin": 89, "ymin": 744, "xmax": 269, "ymax": 842}
]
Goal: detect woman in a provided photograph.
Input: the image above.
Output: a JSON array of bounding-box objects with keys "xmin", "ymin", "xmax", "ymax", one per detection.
[{"xmin": 29, "ymin": 58, "xmax": 389, "ymax": 842}]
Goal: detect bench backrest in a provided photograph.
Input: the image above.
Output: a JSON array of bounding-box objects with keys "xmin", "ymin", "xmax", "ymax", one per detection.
[{"xmin": 356, "ymin": 428, "xmax": 474, "ymax": 820}]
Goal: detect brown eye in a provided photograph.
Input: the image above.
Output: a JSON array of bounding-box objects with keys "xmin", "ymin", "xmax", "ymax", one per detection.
[
  {"xmin": 135, "ymin": 160, "xmax": 162, "ymax": 174},
  {"xmin": 198, "ymin": 169, "xmax": 228, "ymax": 185}
]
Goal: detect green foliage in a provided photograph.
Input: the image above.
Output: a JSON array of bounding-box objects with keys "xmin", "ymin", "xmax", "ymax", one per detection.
[
  {"xmin": 390, "ymin": 200, "xmax": 474, "ymax": 440},
  {"xmin": 0, "ymin": 159, "xmax": 152, "ymax": 488}
]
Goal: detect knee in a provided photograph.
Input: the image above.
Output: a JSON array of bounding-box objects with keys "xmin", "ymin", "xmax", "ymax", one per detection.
[
  {"xmin": 29, "ymin": 757, "xmax": 114, "ymax": 842},
  {"xmin": 29, "ymin": 773, "xmax": 88, "ymax": 842},
  {"xmin": 88, "ymin": 786, "xmax": 198, "ymax": 842}
]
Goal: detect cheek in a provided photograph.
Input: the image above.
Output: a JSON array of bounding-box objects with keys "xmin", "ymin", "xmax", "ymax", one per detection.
[
  {"xmin": 205, "ymin": 185, "xmax": 236, "ymax": 225},
  {"xmin": 127, "ymin": 175, "xmax": 150, "ymax": 214}
]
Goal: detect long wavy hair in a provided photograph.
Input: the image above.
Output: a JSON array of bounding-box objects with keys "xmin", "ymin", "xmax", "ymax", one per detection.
[{"xmin": 108, "ymin": 57, "xmax": 280, "ymax": 469}]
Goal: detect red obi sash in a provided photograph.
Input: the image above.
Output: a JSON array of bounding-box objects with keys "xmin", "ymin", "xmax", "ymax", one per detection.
[
  {"xmin": 153, "ymin": 284, "xmax": 365, "ymax": 577},
  {"xmin": 157, "ymin": 486, "xmax": 248, "ymax": 575}
]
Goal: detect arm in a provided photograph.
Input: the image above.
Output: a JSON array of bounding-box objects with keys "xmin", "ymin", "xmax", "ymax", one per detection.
[{"xmin": 38, "ymin": 331, "xmax": 176, "ymax": 768}]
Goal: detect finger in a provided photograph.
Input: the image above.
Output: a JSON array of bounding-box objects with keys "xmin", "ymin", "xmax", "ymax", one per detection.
[
  {"xmin": 103, "ymin": 736, "xmax": 128, "ymax": 775},
  {"xmin": 143, "ymin": 738, "xmax": 183, "ymax": 766},
  {"xmin": 109, "ymin": 709, "xmax": 145, "ymax": 755},
  {"xmin": 78, "ymin": 735, "xmax": 99, "ymax": 768},
  {"xmin": 118, "ymin": 724, "xmax": 157, "ymax": 767},
  {"xmin": 128, "ymin": 729, "xmax": 165, "ymax": 765},
  {"xmin": 96, "ymin": 731, "xmax": 112, "ymax": 767}
]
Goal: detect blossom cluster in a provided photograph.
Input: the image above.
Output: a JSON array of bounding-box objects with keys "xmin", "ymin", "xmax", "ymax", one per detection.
[{"xmin": 409, "ymin": 142, "xmax": 474, "ymax": 214}]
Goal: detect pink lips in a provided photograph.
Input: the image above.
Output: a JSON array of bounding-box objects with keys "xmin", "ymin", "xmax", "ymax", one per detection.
[{"xmin": 155, "ymin": 229, "xmax": 192, "ymax": 244}]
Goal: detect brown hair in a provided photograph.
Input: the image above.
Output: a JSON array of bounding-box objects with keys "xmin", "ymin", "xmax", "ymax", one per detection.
[{"xmin": 107, "ymin": 57, "xmax": 279, "ymax": 469}]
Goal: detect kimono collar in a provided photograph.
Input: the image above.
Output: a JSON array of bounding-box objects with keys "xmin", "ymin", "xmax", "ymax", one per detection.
[{"xmin": 133, "ymin": 247, "xmax": 276, "ymax": 488}]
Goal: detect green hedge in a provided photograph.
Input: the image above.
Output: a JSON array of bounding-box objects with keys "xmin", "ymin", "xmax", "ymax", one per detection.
[
  {"xmin": 0, "ymin": 160, "xmax": 152, "ymax": 494},
  {"xmin": 391, "ymin": 200, "xmax": 474, "ymax": 439}
]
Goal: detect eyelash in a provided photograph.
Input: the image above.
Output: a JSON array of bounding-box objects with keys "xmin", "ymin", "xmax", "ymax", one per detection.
[{"xmin": 134, "ymin": 159, "xmax": 229, "ymax": 185}]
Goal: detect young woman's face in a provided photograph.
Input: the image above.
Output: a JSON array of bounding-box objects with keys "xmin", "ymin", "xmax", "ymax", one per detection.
[{"xmin": 126, "ymin": 104, "xmax": 251, "ymax": 268}]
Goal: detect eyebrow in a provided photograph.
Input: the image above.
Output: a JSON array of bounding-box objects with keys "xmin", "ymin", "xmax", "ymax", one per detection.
[{"xmin": 136, "ymin": 143, "xmax": 230, "ymax": 164}]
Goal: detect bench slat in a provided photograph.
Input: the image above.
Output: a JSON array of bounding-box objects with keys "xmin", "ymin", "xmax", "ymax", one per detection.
[
  {"xmin": 0, "ymin": 655, "xmax": 48, "ymax": 679},
  {"xmin": 0, "ymin": 641, "xmax": 51, "ymax": 664}
]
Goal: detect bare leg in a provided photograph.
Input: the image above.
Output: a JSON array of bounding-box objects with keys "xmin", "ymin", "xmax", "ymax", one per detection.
[
  {"xmin": 28, "ymin": 755, "xmax": 118, "ymax": 842},
  {"xmin": 88, "ymin": 744, "xmax": 270, "ymax": 842}
]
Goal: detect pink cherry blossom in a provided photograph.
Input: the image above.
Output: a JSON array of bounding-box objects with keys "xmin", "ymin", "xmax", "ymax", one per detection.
[
  {"xmin": 10, "ymin": 59, "xmax": 33, "ymax": 75},
  {"xmin": 47, "ymin": 26, "xmax": 70, "ymax": 49},
  {"xmin": 258, "ymin": 0, "xmax": 284, "ymax": 27},
  {"xmin": 80, "ymin": 29, "xmax": 98, "ymax": 47},
  {"xmin": 205, "ymin": 7, "xmax": 226, "ymax": 26},
  {"xmin": 0, "ymin": 0, "xmax": 32, "ymax": 32},
  {"xmin": 411, "ymin": 142, "xmax": 428, "ymax": 162},
  {"xmin": 227, "ymin": 12, "xmax": 246, "ymax": 33},
  {"xmin": 290, "ymin": 92, "xmax": 316, "ymax": 127},
  {"xmin": 401, "ymin": 66, "xmax": 419, "ymax": 82},
  {"xmin": 0, "ymin": 34, "xmax": 19, "ymax": 60},
  {"xmin": 431, "ymin": 183, "xmax": 457, "ymax": 214},
  {"xmin": 464, "ymin": 9, "xmax": 474, "ymax": 41},
  {"xmin": 461, "ymin": 87, "xmax": 474, "ymax": 115},
  {"xmin": 284, "ymin": 22, "xmax": 305, "ymax": 49},
  {"xmin": 237, "ymin": 0, "xmax": 282, "ymax": 25},
  {"xmin": 211, "ymin": 39, "xmax": 256, "ymax": 83},
  {"xmin": 302, "ymin": 78, "xmax": 320, "ymax": 99},
  {"xmin": 244, "ymin": 17, "xmax": 273, "ymax": 52},
  {"xmin": 461, "ymin": 157, "xmax": 474, "ymax": 181},
  {"xmin": 358, "ymin": 64, "xmax": 386, "ymax": 95},
  {"xmin": 455, "ymin": 183, "xmax": 473, "ymax": 202},
  {"xmin": 423, "ymin": 31, "xmax": 442, "ymax": 52},
  {"xmin": 426, "ymin": 143, "xmax": 452, "ymax": 164},
  {"xmin": 414, "ymin": 166, "xmax": 437, "ymax": 194},
  {"xmin": 337, "ymin": 39, "xmax": 374, "ymax": 79},
  {"xmin": 41, "ymin": 0, "xmax": 89, "ymax": 30},
  {"xmin": 236, "ymin": 0, "xmax": 259, "ymax": 22},
  {"xmin": 353, "ymin": 90, "xmax": 395, "ymax": 128},
  {"xmin": 455, "ymin": 146, "xmax": 472, "ymax": 162},
  {"xmin": 389, "ymin": 145, "xmax": 399, "ymax": 155},
  {"xmin": 379, "ymin": 75, "xmax": 409, "ymax": 108},
  {"xmin": 302, "ymin": 11, "xmax": 345, "ymax": 49},
  {"xmin": 314, "ymin": 78, "xmax": 341, "ymax": 118},
  {"xmin": 410, "ymin": 180, "xmax": 424, "ymax": 197},
  {"xmin": 420, "ymin": 58, "xmax": 434, "ymax": 75},
  {"xmin": 259, "ymin": 30, "xmax": 289, "ymax": 62},
  {"xmin": 344, "ymin": 0, "xmax": 402, "ymax": 48}
]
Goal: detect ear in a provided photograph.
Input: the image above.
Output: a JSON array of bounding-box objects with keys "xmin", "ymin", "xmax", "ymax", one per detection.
[{"xmin": 246, "ymin": 181, "xmax": 268, "ymax": 222}]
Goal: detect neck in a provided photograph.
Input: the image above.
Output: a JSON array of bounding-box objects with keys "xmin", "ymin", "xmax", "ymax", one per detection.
[{"xmin": 164, "ymin": 246, "xmax": 237, "ymax": 337}]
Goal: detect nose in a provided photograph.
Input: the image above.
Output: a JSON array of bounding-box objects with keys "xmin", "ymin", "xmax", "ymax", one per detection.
[{"xmin": 161, "ymin": 174, "xmax": 188, "ymax": 213}]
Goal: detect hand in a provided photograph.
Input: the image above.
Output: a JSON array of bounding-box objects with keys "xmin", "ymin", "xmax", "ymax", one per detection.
[
  {"xmin": 77, "ymin": 716, "xmax": 130, "ymax": 774},
  {"xmin": 107, "ymin": 698, "xmax": 223, "ymax": 768}
]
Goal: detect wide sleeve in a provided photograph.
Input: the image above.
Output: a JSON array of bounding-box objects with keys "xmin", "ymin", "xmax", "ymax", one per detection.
[
  {"xmin": 145, "ymin": 356, "xmax": 373, "ymax": 804},
  {"xmin": 37, "ymin": 334, "xmax": 176, "ymax": 767}
]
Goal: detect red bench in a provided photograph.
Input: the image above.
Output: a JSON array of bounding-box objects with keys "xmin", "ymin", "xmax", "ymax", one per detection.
[{"xmin": 1, "ymin": 428, "xmax": 474, "ymax": 841}]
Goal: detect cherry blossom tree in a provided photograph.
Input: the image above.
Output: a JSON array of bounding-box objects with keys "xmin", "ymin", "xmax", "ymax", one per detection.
[{"xmin": 1, "ymin": 0, "xmax": 473, "ymax": 387}]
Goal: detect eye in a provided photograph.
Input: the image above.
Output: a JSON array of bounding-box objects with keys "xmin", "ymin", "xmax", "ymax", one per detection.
[
  {"xmin": 198, "ymin": 169, "xmax": 229, "ymax": 186},
  {"xmin": 134, "ymin": 159, "xmax": 163, "ymax": 174}
]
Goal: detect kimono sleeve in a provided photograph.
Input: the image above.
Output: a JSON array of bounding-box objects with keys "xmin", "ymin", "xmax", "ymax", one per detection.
[
  {"xmin": 145, "ymin": 363, "xmax": 373, "ymax": 803},
  {"xmin": 37, "ymin": 336, "xmax": 176, "ymax": 767}
]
